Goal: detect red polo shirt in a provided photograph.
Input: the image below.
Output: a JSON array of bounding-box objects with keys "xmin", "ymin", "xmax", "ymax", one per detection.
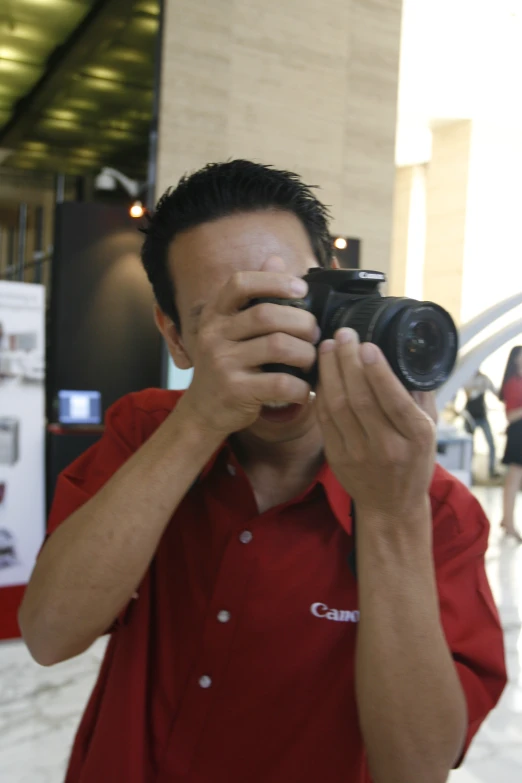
[
  {"xmin": 503, "ymin": 375, "xmax": 522, "ymax": 411},
  {"xmin": 47, "ymin": 389, "xmax": 506, "ymax": 783}
]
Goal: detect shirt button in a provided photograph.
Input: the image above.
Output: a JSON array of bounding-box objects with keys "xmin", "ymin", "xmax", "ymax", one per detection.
[
  {"xmin": 239, "ymin": 530, "xmax": 253, "ymax": 544},
  {"xmin": 217, "ymin": 610, "xmax": 231, "ymax": 623},
  {"xmin": 227, "ymin": 463, "xmax": 236, "ymax": 476},
  {"xmin": 199, "ymin": 675, "xmax": 212, "ymax": 689}
]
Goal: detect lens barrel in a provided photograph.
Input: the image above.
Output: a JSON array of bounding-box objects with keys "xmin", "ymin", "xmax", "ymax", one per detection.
[{"xmin": 337, "ymin": 297, "xmax": 458, "ymax": 391}]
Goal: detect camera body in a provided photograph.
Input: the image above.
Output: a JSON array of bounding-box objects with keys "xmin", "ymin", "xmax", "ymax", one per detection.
[{"xmin": 254, "ymin": 268, "xmax": 458, "ymax": 392}]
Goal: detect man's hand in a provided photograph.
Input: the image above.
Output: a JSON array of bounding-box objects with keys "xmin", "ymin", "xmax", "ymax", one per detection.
[
  {"xmin": 317, "ymin": 328, "xmax": 467, "ymax": 783},
  {"xmin": 412, "ymin": 390, "xmax": 438, "ymax": 425},
  {"xmin": 316, "ymin": 327, "xmax": 436, "ymax": 519},
  {"xmin": 180, "ymin": 258, "xmax": 319, "ymax": 438}
]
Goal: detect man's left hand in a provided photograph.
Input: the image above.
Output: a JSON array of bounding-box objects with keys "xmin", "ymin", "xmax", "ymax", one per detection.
[{"xmin": 316, "ymin": 328, "xmax": 436, "ymax": 520}]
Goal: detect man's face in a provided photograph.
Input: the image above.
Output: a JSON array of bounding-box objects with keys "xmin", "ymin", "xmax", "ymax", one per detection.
[{"xmin": 165, "ymin": 210, "xmax": 321, "ymax": 444}]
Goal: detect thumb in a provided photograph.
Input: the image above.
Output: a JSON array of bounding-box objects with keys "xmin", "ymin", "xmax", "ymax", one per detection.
[{"xmin": 261, "ymin": 256, "xmax": 286, "ymax": 273}]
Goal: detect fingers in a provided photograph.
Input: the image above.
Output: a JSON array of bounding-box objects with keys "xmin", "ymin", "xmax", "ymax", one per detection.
[
  {"xmin": 355, "ymin": 339, "xmax": 435, "ymax": 442},
  {"xmin": 236, "ymin": 332, "xmax": 317, "ymax": 371},
  {"xmin": 215, "ymin": 270, "xmax": 308, "ymax": 315},
  {"xmin": 317, "ymin": 338, "xmax": 366, "ymax": 448},
  {"xmin": 315, "ymin": 387, "xmax": 347, "ymax": 464},
  {"xmin": 332, "ymin": 329, "xmax": 390, "ymax": 440},
  {"xmin": 260, "ymin": 256, "xmax": 287, "ymax": 273},
  {"xmin": 318, "ymin": 328, "xmax": 432, "ymax": 445},
  {"xmin": 244, "ymin": 371, "xmax": 311, "ymax": 406},
  {"xmin": 411, "ymin": 391, "xmax": 438, "ymax": 425},
  {"xmin": 224, "ymin": 302, "xmax": 320, "ymax": 344}
]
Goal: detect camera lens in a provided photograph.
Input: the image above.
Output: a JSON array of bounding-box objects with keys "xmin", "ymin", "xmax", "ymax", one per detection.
[
  {"xmin": 337, "ymin": 297, "xmax": 458, "ymax": 391},
  {"xmin": 392, "ymin": 304, "xmax": 457, "ymax": 389},
  {"xmin": 403, "ymin": 319, "xmax": 443, "ymax": 375}
]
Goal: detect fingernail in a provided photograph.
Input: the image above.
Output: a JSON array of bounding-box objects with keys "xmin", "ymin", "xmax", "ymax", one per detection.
[
  {"xmin": 313, "ymin": 325, "xmax": 322, "ymax": 344},
  {"xmin": 319, "ymin": 339, "xmax": 335, "ymax": 354},
  {"xmin": 291, "ymin": 278, "xmax": 308, "ymax": 297},
  {"xmin": 336, "ymin": 328, "xmax": 356, "ymax": 344},
  {"xmin": 361, "ymin": 343, "xmax": 378, "ymax": 364}
]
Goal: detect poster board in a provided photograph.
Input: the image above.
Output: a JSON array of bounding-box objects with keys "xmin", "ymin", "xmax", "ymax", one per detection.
[{"xmin": 0, "ymin": 282, "xmax": 45, "ymax": 638}]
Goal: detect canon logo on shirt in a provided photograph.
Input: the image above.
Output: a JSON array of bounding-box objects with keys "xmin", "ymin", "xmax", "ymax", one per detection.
[{"xmin": 310, "ymin": 603, "xmax": 360, "ymax": 623}]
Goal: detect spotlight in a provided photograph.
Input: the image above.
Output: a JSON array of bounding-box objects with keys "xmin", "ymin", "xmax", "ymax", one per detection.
[
  {"xmin": 95, "ymin": 171, "xmax": 117, "ymax": 191},
  {"xmin": 130, "ymin": 200, "xmax": 144, "ymax": 219},
  {"xmin": 333, "ymin": 237, "xmax": 348, "ymax": 250},
  {"xmin": 95, "ymin": 166, "xmax": 141, "ymax": 197}
]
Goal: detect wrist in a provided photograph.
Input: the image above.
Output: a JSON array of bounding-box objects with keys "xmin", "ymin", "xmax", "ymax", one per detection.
[
  {"xmin": 356, "ymin": 496, "xmax": 432, "ymax": 544},
  {"xmin": 169, "ymin": 394, "xmax": 227, "ymax": 451}
]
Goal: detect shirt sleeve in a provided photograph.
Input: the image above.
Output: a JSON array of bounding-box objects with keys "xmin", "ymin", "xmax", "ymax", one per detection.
[
  {"xmin": 47, "ymin": 394, "xmax": 139, "ymax": 535},
  {"xmin": 46, "ymin": 393, "xmax": 140, "ymax": 630},
  {"xmin": 431, "ymin": 478, "xmax": 507, "ymax": 766}
]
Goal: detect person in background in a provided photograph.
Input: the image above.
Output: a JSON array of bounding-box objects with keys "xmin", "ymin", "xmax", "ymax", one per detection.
[
  {"xmin": 499, "ymin": 346, "xmax": 522, "ymax": 541},
  {"xmin": 464, "ymin": 370, "xmax": 500, "ymax": 479}
]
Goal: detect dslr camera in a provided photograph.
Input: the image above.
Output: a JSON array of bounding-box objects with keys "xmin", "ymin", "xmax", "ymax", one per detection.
[{"xmin": 254, "ymin": 268, "xmax": 458, "ymax": 392}]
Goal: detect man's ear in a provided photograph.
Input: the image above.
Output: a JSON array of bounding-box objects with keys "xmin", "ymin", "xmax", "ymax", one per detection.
[
  {"xmin": 331, "ymin": 256, "xmax": 341, "ymax": 270},
  {"xmin": 153, "ymin": 305, "xmax": 193, "ymax": 370}
]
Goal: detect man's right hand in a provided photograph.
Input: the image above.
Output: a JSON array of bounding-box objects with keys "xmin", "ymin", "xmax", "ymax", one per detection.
[{"xmin": 179, "ymin": 258, "xmax": 320, "ymax": 437}]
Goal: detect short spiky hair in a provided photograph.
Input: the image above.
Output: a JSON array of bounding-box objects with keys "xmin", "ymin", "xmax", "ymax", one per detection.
[{"xmin": 140, "ymin": 159, "xmax": 333, "ymax": 330}]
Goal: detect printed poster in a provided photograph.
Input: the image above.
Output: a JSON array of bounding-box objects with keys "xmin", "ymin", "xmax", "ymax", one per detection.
[{"xmin": 0, "ymin": 281, "xmax": 45, "ymax": 587}]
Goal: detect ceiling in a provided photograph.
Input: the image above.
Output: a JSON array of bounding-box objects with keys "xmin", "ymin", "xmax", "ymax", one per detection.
[
  {"xmin": 4, "ymin": 0, "xmax": 522, "ymax": 180},
  {"xmin": 0, "ymin": 0, "xmax": 159, "ymax": 178},
  {"xmin": 396, "ymin": 0, "xmax": 522, "ymax": 166}
]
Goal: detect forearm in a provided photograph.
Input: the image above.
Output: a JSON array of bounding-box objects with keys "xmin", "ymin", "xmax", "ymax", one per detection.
[
  {"xmin": 355, "ymin": 500, "xmax": 467, "ymax": 783},
  {"xmin": 20, "ymin": 403, "xmax": 222, "ymax": 665}
]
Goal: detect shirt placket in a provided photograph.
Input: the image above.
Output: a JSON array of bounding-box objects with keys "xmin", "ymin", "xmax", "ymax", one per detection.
[{"xmin": 159, "ymin": 508, "xmax": 259, "ymax": 779}]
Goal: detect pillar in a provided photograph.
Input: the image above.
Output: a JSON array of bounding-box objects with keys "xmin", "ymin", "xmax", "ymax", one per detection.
[
  {"xmin": 423, "ymin": 121, "xmax": 473, "ymax": 324},
  {"xmin": 390, "ymin": 164, "xmax": 426, "ymax": 298},
  {"xmin": 156, "ymin": 0, "xmax": 403, "ymax": 277}
]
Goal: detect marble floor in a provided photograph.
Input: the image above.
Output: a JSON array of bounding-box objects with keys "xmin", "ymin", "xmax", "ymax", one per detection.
[{"xmin": 0, "ymin": 487, "xmax": 520, "ymax": 783}]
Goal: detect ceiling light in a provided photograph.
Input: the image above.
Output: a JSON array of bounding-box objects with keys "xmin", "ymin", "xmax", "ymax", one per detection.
[
  {"xmin": 23, "ymin": 141, "xmax": 47, "ymax": 151},
  {"xmin": 46, "ymin": 109, "xmax": 79, "ymax": 122},
  {"xmin": 130, "ymin": 201, "xmax": 144, "ymax": 219},
  {"xmin": 333, "ymin": 237, "xmax": 348, "ymax": 250},
  {"xmin": 84, "ymin": 67, "xmax": 122, "ymax": 81}
]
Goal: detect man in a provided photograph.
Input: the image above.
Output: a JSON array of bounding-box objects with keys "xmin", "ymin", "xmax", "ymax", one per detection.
[
  {"xmin": 464, "ymin": 370, "xmax": 500, "ymax": 479},
  {"xmin": 20, "ymin": 161, "xmax": 506, "ymax": 783}
]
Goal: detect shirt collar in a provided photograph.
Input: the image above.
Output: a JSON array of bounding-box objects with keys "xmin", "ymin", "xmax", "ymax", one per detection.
[
  {"xmin": 315, "ymin": 462, "xmax": 353, "ymax": 536},
  {"xmin": 197, "ymin": 442, "xmax": 353, "ymax": 536}
]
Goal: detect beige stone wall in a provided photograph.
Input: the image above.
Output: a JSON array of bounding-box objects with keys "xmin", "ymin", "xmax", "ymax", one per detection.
[
  {"xmin": 157, "ymin": 0, "xmax": 403, "ymax": 277},
  {"xmin": 389, "ymin": 166, "xmax": 415, "ymax": 296},
  {"xmin": 389, "ymin": 163, "xmax": 427, "ymax": 299},
  {"xmin": 423, "ymin": 121, "xmax": 473, "ymax": 323}
]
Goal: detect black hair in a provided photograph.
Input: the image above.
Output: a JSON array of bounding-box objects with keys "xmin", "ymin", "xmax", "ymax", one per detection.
[
  {"xmin": 140, "ymin": 160, "xmax": 333, "ymax": 331},
  {"xmin": 500, "ymin": 346, "xmax": 522, "ymax": 401}
]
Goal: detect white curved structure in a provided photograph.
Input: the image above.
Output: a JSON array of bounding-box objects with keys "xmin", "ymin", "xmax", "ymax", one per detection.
[
  {"xmin": 458, "ymin": 293, "xmax": 522, "ymax": 349},
  {"xmin": 435, "ymin": 291, "xmax": 522, "ymax": 411},
  {"xmin": 436, "ymin": 319, "xmax": 522, "ymax": 410}
]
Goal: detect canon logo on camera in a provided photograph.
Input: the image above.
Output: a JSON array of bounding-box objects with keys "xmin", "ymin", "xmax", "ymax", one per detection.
[{"xmin": 358, "ymin": 271, "xmax": 384, "ymax": 281}]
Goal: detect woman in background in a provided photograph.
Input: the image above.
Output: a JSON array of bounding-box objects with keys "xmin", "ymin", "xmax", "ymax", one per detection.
[{"xmin": 500, "ymin": 346, "xmax": 522, "ymax": 541}]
